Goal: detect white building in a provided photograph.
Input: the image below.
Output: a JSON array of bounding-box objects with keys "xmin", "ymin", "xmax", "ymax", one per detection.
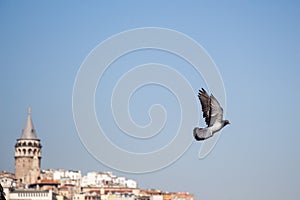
[
  {"xmin": 0, "ymin": 171, "xmax": 17, "ymax": 199},
  {"xmin": 73, "ymin": 191, "xmax": 100, "ymax": 200},
  {"xmin": 81, "ymin": 172, "xmax": 137, "ymax": 188},
  {"xmin": 124, "ymin": 179, "xmax": 137, "ymax": 189},
  {"xmin": 41, "ymin": 169, "xmax": 82, "ymax": 186},
  {"xmin": 150, "ymin": 195, "xmax": 163, "ymax": 200},
  {"xmin": 9, "ymin": 189, "xmax": 57, "ymax": 200},
  {"xmin": 53, "ymin": 170, "xmax": 81, "ymax": 181},
  {"xmin": 53, "ymin": 169, "xmax": 81, "ymax": 186},
  {"xmin": 81, "ymin": 172, "xmax": 114, "ymax": 187},
  {"xmin": 113, "ymin": 177, "xmax": 125, "ymax": 186}
]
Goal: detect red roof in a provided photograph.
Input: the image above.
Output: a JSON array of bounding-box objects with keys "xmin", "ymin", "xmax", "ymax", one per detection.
[
  {"xmin": 29, "ymin": 179, "xmax": 60, "ymax": 186},
  {"xmin": 40, "ymin": 179, "xmax": 60, "ymax": 184}
]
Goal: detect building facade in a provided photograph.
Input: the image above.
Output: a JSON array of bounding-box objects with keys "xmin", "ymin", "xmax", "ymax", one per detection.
[
  {"xmin": 81, "ymin": 172, "xmax": 137, "ymax": 188},
  {"xmin": 9, "ymin": 189, "xmax": 56, "ymax": 200}
]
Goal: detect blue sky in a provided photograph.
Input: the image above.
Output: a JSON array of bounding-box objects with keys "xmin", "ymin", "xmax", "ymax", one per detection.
[{"xmin": 1, "ymin": 1, "xmax": 300, "ymax": 199}]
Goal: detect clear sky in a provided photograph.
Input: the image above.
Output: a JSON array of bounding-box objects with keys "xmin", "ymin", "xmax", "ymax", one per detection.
[{"xmin": 1, "ymin": 1, "xmax": 300, "ymax": 199}]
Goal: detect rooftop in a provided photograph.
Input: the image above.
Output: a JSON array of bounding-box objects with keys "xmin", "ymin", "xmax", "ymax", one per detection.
[{"xmin": 20, "ymin": 106, "xmax": 38, "ymax": 140}]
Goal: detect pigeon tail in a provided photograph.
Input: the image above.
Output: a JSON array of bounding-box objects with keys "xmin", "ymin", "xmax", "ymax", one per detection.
[{"xmin": 193, "ymin": 127, "xmax": 213, "ymax": 141}]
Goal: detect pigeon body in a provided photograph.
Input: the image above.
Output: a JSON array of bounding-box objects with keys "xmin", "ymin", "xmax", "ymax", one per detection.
[{"xmin": 194, "ymin": 88, "xmax": 230, "ymax": 141}]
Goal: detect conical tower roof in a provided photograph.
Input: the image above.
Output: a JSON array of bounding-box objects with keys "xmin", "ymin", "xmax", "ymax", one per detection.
[{"xmin": 21, "ymin": 106, "xmax": 37, "ymax": 139}]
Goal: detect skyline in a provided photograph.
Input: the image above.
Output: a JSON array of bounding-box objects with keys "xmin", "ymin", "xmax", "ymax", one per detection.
[{"xmin": 1, "ymin": 1, "xmax": 300, "ymax": 200}]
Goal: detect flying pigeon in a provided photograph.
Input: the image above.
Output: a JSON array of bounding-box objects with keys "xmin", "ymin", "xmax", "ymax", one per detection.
[{"xmin": 193, "ymin": 88, "xmax": 230, "ymax": 141}]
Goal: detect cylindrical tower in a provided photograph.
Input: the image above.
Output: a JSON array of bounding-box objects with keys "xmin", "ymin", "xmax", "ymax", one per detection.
[{"xmin": 14, "ymin": 106, "xmax": 42, "ymax": 184}]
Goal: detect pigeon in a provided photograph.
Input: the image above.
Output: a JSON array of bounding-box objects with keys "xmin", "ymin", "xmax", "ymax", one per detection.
[{"xmin": 193, "ymin": 88, "xmax": 230, "ymax": 141}]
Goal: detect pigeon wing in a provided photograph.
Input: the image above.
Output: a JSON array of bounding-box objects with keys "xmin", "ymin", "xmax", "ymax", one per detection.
[
  {"xmin": 209, "ymin": 94, "xmax": 224, "ymax": 127},
  {"xmin": 198, "ymin": 88, "xmax": 211, "ymax": 126}
]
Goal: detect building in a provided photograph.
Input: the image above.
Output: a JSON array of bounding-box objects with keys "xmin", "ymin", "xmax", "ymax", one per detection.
[
  {"xmin": 40, "ymin": 169, "xmax": 82, "ymax": 199},
  {"xmin": 139, "ymin": 190, "xmax": 163, "ymax": 200},
  {"xmin": 14, "ymin": 106, "xmax": 42, "ymax": 185},
  {"xmin": 28, "ymin": 179, "xmax": 60, "ymax": 191},
  {"xmin": 52, "ymin": 169, "xmax": 82, "ymax": 187},
  {"xmin": 81, "ymin": 172, "xmax": 137, "ymax": 188},
  {"xmin": 82, "ymin": 172, "xmax": 113, "ymax": 187},
  {"xmin": 138, "ymin": 191, "xmax": 194, "ymax": 200},
  {"xmin": 9, "ymin": 189, "xmax": 56, "ymax": 200},
  {"xmin": 73, "ymin": 191, "xmax": 101, "ymax": 200},
  {"xmin": 106, "ymin": 192, "xmax": 135, "ymax": 200},
  {"xmin": 41, "ymin": 169, "xmax": 82, "ymax": 187},
  {"xmin": 0, "ymin": 171, "xmax": 17, "ymax": 200},
  {"xmin": 163, "ymin": 192, "xmax": 194, "ymax": 200}
]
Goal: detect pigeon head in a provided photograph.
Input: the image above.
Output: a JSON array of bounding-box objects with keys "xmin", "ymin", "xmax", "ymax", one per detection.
[{"xmin": 223, "ymin": 120, "xmax": 230, "ymax": 126}]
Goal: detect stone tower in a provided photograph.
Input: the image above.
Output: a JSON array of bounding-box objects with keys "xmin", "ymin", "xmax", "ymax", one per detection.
[{"xmin": 14, "ymin": 106, "xmax": 42, "ymax": 184}]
